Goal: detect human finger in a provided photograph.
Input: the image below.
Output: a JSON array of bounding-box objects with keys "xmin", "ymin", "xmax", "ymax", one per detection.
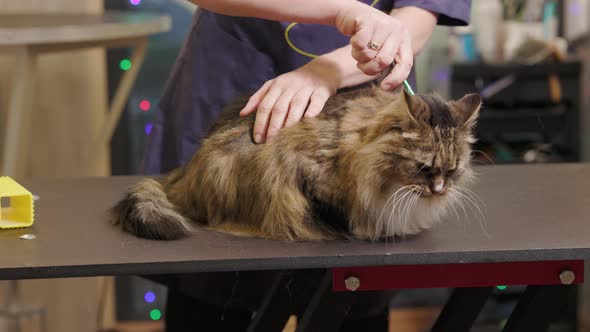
[
  {"xmin": 357, "ymin": 31, "xmax": 399, "ymax": 75},
  {"xmin": 350, "ymin": 23, "xmax": 376, "ymax": 63},
  {"xmin": 285, "ymin": 88, "xmax": 313, "ymax": 128},
  {"xmin": 240, "ymin": 80, "xmax": 272, "ymax": 116},
  {"xmin": 265, "ymin": 89, "xmax": 296, "ymax": 141},
  {"xmin": 253, "ymin": 85, "xmax": 282, "ymax": 143},
  {"xmin": 303, "ymin": 89, "xmax": 330, "ymax": 118},
  {"xmin": 381, "ymin": 33, "xmax": 413, "ymax": 89}
]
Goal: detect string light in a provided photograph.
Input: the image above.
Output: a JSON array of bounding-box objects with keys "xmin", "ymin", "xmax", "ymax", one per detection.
[
  {"xmin": 150, "ymin": 309, "xmax": 162, "ymax": 321},
  {"xmin": 139, "ymin": 100, "xmax": 151, "ymax": 111},
  {"xmin": 130, "ymin": 0, "xmax": 141, "ymax": 6},
  {"xmin": 119, "ymin": 59, "xmax": 132, "ymax": 71},
  {"xmin": 144, "ymin": 291, "xmax": 156, "ymax": 303},
  {"xmin": 433, "ymin": 69, "xmax": 450, "ymax": 82},
  {"xmin": 145, "ymin": 123, "xmax": 153, "ymax": 135},
  {"xmin": 569, "ymin": 2, "xmax": 581, "ymax": 16}
]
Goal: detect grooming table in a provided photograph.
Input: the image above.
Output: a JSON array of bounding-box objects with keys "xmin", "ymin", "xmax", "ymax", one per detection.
[{"xmin": 1, "ymin": 164, "xmax": 590, "ymax": 331}]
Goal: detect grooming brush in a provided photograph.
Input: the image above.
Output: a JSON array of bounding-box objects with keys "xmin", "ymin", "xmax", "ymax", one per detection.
[{"xmin": 376, "ymin": 62, "xmax": 415, "ymax": 95}]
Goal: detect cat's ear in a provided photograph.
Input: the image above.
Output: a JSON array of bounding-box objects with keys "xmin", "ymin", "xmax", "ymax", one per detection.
[
  {"xmin": 402, "ymin": 89, "xmax": 428, "ymax": 124},
  {"xmin": 453, "ymin": 94, "xmax": 482, "ymax": 128}
]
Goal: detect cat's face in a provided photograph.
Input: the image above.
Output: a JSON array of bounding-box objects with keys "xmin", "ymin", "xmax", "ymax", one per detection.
[
  {"xmin": 363, "ymin": 91, "xmax": 482, "ymax": 238},
  {"xmin": 378, "ymin": 90, "xmax": 481, "ymax": 200}
]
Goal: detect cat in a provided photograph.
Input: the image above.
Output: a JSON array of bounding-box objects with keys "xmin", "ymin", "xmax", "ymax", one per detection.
[{"xmin": 111, "ymin": 86, "xmax": 482, "ymax": 241}]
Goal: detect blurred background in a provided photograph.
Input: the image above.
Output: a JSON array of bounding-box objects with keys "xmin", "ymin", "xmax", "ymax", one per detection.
[{"xmin": 1, "ymin": 0, "xmax": 590, "ymax": 331}]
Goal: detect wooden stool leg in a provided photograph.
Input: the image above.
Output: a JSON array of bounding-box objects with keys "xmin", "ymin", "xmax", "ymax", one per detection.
[
  {"xmin": 2, "ymin": 47, "xmax": 37, "ymax": 178},
  {"xmin": 89, "ymin": 38, "xmax": 148, "ymax": 174}
]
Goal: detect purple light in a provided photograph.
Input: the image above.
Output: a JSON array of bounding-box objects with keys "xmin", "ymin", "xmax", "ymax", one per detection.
[
  {"xmin": 144, "ymin": 291, "xmax": 156, "ymax": 303},
  {"xmin": 432, "ymin": 69, "xmax": 450, "ymax": 83},
  {"xmin": 569, "ymin": 2, "xmax": 582, "ymax": 16},
  {"xmin": 145, "ymin": 123, "xmax": 153, "ymax": 136},
  {"xmin": 129, "ymin": 0, "xmax": 141, "ymax": 6}
]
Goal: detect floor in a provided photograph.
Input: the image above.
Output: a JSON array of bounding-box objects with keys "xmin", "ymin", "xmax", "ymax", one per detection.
[
  {"xmin": 111, "ymin": 307, "xmax": 443, "ymax": 332},
  {"xmin": 111, "ymin": 307, "xmax": 590, "ymax": 332}
]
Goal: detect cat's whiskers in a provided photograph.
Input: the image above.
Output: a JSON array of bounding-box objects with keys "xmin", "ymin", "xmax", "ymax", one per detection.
[
  {"xmin": 403, "ymin": 189, "xmax": 422, "ymax": 235},
  {"xmin": 389, "ymin": 189, "xmax": 413, "ymax": 245},
  {"xmin": 445, "ymin": 192, "xmax": 464, "ymax": 230},
  {"xmin": 453, "ymin": 187, "xmax": 486, "ymax": 220},
  {"xmin": 449, "ymin": 186, "xmax": 489, "ymax": 238},
  {"xmin": 471, "ymin": 150, "xmax": 495, "ymax": 164},
  {"xmin": 385, "ymin": 189, "xmax": 409, "ymax": 249},
  {"xmin": 471, "ymin": 159, "xmax": 492, "ymax": 166},
  {"xmin": 385, "ymin": 186, "xmax": 416, "ymax": 249},
  {"xmin": 386, "ymin": 186, "xmax": 407, "ymax": 252},
  {"xmin": 455, "ymin": 193, "xmax": 471, "ymax": 231},
  {"xmin": 458, "ymin": 186, "xmax": 487, "ymax": 210},
  {"xmin": 448, "ymin": 188, "xmax": 477, "ymax": 221},
  {"xmin": 388, "ymin": 188, "xmax": 414, "ymax": 234},
  {"xmin": 398, "ymin": 187, "xmax": 419, "ymax": 237},
  {"xmin": 451, "ymin": 188, "xmax": 469, "ymax": 222},
  {"xmin": 377, "ymin": 185, "xmax": 415, "ymax": 239}
]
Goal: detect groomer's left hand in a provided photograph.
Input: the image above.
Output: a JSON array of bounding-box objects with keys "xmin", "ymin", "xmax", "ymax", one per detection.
[{"xmin": 239, "ymin": 56, "xmax": 340, "ymax": 143}]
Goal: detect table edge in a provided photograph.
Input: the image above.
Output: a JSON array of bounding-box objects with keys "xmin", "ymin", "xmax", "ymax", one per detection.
[
  {"xmin": 2, "ymin": 247, "xmax": 588, "ymax": 280},
  {"xmin": 0, "ymin": 14, "xmax": 171, "ymax": 46}
]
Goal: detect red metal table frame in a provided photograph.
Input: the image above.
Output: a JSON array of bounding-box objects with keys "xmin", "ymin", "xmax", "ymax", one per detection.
[{"xmin": 332, "ymin": 260, "xmax": 584, "ymax": 291}]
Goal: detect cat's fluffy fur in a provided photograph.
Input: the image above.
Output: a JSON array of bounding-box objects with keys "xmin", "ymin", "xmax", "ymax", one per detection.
[{"xmin": 112, "ymin": 87, "xmax": 481, "ymax": 241}]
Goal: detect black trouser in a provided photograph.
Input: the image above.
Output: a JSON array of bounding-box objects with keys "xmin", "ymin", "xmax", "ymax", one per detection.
[
  {"xmin": 164, "ymin": 288, "xmax": 389, "ymax": 332},
  {"xmin": 149, "ymin": 270, "xmax": 391, "ymax": 332}
]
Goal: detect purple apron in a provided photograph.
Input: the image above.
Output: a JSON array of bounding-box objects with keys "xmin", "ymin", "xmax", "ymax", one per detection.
[{"xmin": 142, "ymin": 0, "xmax": 472, "ymax": 313}]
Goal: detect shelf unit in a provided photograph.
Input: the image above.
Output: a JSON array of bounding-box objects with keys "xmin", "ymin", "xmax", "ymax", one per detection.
[{"xmin": 451, "ymin": 60, "xmax": 582, "ymax": 165}]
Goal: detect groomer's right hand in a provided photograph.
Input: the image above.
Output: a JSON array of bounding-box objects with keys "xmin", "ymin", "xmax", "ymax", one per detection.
[{"xmin": 335, "ymin": 1, "xmax": 413, "ymax": 90}]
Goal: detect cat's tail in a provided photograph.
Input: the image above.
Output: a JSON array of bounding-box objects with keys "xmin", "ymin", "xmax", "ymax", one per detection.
[{"xmin": 110, "ymin": 178, "xmax": 192, "ymax": 240}]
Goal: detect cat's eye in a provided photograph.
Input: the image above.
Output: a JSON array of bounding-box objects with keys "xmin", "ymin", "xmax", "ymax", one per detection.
[
  {"xmin": 447, "ymin": 169, "xmax": 457, "ymax": 176},
  {"xmin": 416, "ymin": 162, "xmax": 431, "ymax": 174}
]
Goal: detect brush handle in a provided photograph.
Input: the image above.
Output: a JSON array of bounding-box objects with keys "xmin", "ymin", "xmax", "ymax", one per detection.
[
  {"xmin": 376, "ymin": 63, "xmax": 415, "ymax": 95},
  {"xmin": 403, "ymin": 80, "xmax": 415, "ymax": 95}
]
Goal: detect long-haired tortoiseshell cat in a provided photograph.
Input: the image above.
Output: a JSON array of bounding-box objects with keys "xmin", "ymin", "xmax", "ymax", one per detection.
[{"xmin": 112, "ymin": 87, "xmax": 482, "ymax": 241}]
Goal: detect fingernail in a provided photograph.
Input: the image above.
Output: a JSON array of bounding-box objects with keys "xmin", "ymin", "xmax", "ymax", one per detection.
[{"xmin": 254, "ymin": 133, "xmax": 262, "ymax": 143}]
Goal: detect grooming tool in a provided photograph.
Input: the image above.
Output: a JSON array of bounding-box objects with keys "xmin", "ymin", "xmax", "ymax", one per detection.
[
  {"xmin": 376, "ymin": 63, "xmax": 415, "ymax": 95},
  {"xmin": 0, "ymin": 177, "xmax": 35, "ymax": 229}
]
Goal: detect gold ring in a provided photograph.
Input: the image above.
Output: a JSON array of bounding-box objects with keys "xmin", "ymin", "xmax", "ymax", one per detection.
[{"xmin": 367, "ymin": 41, "xmax": 380, "ymax": 51}]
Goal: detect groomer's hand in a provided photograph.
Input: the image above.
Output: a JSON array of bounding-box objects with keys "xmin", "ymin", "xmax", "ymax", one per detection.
[
  {"xmin": 335, "ymin": 1, "xmax": 413, "ymax": 89},
  {"xmin": 239, "ymin": 56, "xmax": 339, "ymax": 144}
]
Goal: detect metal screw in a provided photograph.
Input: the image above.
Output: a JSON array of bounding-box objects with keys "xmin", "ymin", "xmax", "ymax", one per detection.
[
  {"xmin": 559, "ymin": 270, "xmax": 575, "ymax": 285},
  {"xmin": 344, "ymin": 275, "xmax": 360, "ymax": 291},
  {"xmin": 19, "ymin": 234, "xmax": 36, "ymax": 240}
]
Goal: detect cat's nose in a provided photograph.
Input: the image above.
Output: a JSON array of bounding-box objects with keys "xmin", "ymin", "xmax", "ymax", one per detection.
[{"xmin": 430, "ymin": 177, "xmax": 445, "ymax": 194}]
